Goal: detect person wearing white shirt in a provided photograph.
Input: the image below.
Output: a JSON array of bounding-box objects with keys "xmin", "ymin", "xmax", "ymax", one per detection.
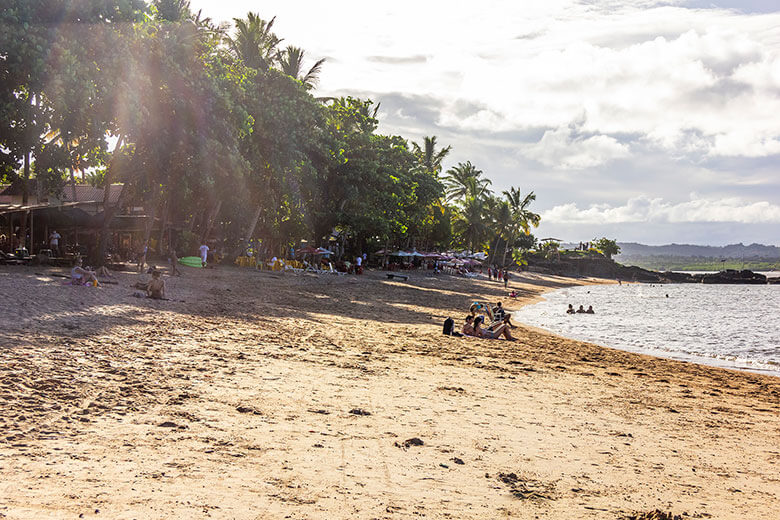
[
  {"xmin": 199, "ymin": 243, "xmax": 209, "ymax": 267},
  {"xmin": 49, "ymin": 230, "xmax": 61, "ymax": 257}
]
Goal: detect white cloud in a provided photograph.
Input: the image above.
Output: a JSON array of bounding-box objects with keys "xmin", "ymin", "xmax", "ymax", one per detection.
[
  {"xmin": 543, "ymin": 195, "xmax": 780, "ymax": 224},
  {"xmin": 190, "ymin": 1, "xmax": 780, "ymax": 243},
  {"xmin": 522, "ymin": 121, "xmax": 630, "ymax": 169}
]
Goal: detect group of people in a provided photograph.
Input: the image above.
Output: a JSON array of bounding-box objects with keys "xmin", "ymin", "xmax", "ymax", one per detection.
[
  {"xmin": 486, "ymin": 266, "xmax": 511, "ymax": 287},
  {"xmin": 443, "ymin": 301, "xmax": 516, "ymax": 341},
  {"xmin": 567, "ymin": 304, "xmax": 594, "ymax": 314}
]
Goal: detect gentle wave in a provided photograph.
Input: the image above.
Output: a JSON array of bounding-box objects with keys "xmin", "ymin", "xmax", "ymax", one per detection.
[{"xmin": 512, "ymin": 283, "xmax": 780, "ymax": 377}]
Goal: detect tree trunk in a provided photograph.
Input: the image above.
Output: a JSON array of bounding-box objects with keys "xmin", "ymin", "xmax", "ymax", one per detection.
[
  {"xmin": 157, "ymin": 200, "xmax": 169, "ymax": 255},
  {"xmin": 96, "ymin": 135, "xmax": 124, "ymax": 265},
  {"xmin": 18, "ymin": 151, "xmax": 31, "ymax": 251},
  {"xmin": 68, "ymin": 167, "xmax": 77, "ymax": 203},
  {"xmin": 487, "ymin": 235, "xmax": 499, "ymax": 267},
  {"xmin": 142, "ymin": 194, "xmax": 160, "ymax": 247},
  {"xmin": 243, "ymin": 206, "xmax": 262, "ymax": 244},
  {"xmin": 200, "ymin": 200, "xmax": 222, "ymax": 244},
  {"xmin": 501, "ymin": 234, "xmax": 513, "ymax": 267}
]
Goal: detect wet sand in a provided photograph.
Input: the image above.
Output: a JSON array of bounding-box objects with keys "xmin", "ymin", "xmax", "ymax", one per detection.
[{"xmin": 0, "ymin": 265, "xmax": 778, "ymax": 519}]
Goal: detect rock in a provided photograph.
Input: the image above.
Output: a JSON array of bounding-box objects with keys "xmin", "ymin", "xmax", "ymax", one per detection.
[
  {"xmin": 158, "ymin": 421, "xmax": 178, "ymax": 428},
  {"xmin": 395, "ymin": 437, "xmax": 424, "ymax": 449},
  {"xmin": 348, "ymin": 408, "xmax": 371, "ymax": 416},
  {"xmin": 695, "ymin": 269, "xmax": 767, "ymax": 284}
]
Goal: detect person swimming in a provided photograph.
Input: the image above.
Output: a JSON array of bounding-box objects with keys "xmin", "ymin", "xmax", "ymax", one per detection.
[
  {"xmin": 585, "ymin": 305, "xmax": 595, "ymax": 314},
  {"xmin": 576, "ymin": 305, "xmax": 586, "ymax": 313},
  {"xmin": 566, "ymin": 304, "xmax": 575, "ymax": 314}
]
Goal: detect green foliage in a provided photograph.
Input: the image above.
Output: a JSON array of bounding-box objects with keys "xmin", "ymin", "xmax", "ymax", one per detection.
[
  {"xmin": 592, "ymin": 237, "xmax": 620, "ymax": 259},
  {"xmin": 0, "ymin": 4, "xmax": 540, "ymax": 259}
]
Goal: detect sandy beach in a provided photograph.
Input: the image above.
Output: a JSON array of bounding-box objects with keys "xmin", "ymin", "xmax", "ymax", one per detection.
[{"xmin": 0, "ymin": 265, "xmax": 778, "ymax": 519}]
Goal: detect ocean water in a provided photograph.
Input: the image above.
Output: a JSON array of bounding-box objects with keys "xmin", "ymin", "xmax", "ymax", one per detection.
[{"xmin": 512, "ymin": 283, "xmax": 780, "ymax": 376}]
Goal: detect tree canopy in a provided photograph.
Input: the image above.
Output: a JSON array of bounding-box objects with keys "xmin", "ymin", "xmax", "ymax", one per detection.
[{"xmin": 1, "ymin": 1, "xmax": 543, "ymax": 264}]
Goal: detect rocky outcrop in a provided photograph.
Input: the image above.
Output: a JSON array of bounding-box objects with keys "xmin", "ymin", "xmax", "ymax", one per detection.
[
  {"xmin": 693, "ymin": 269, "xmax": 767, "ymax": 284},
  {"xmin": 524, "ymin": 256, "xmax": 770, "ymax": 284}
]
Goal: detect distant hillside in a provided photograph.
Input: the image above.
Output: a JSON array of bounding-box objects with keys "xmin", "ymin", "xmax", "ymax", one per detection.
[{"xmin": 615, "ymin": 242, "xmax": 780, "ymax": 259}]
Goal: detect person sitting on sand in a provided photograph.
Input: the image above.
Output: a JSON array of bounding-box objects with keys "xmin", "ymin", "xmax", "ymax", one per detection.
[
  {"xmin": 586, "ymin": 305, "xmax": 595, "ymax": 314},
  {"xmin": 492, "ymin": 302, "xmax": 515, "ymax": 328},
  {"xmin": 146, "ymin": 270, "xmax": 166, "ymax": 299},
  {"xmin": 469, "ymin": 302, "xmax": 495, "ymax": 323},
  {"xmin": 462, "ymin": 315, "xmax": 476, "ymax": 336},
  {"xmin": 567, "ymin": 304, "xmax": 575, "ymax": 314},
  {"xmin": 473, "ymin": 316, "xmax": 514, "ymax": 340},
  {"xmin": 576, "ymin": 305, "xmax": 586, "ymax": 314},
  {"xmin": 71, "ymin": 258, "xmax": 99, "ymax": 286},
  {"xmin": 508, "ymin": 290, "xmax": 518, "ymax": 298}
]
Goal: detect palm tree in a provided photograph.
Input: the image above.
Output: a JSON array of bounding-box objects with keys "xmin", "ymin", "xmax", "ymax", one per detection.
[
  {"xmin": 442, "ymin": 161, "xmax": 491, "ymax": 202},
  {"xmin": 156, "ymin": 0, "xmax": 191, "ymax": 22},
  {"xmin": 412, "ymin": 136, "xmax": 451, "ymax": 175},
  {"xmin": 487, "ymin": 198, "xmax": 512, "ymax": 266},
  {"xmin": 227, "ymin": 13, "xmax": 282, "ymax": 70},
  {"xmin": 277, "ymin": 45, "xmax": 325, "ymax": 90},
  {"xmin": 501, "ymin": 187, "xmax": 541, "ymax": 265},
  {"xmin": 453, "ymin": 195, "xmax": 487, "ymax": 252}
]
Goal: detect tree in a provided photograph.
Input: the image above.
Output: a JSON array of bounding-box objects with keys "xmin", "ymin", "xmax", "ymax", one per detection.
[
  {"xmin": 453, "ymin": 195, "xmax": 487, "ymax": 252},
  {"xmin": 227, "ymin": 13, "xmax": 282, "ymax": 71},
  {"xmin": 442, "ymin": 161, "xmax": 491, "ymax": 202},
  {"xmin": 593, "ymin": 237, "xmax": 620, "ymax": 259},
  {"xmin": 0, "ymin": 0, "xmax": 144, "ymax": 252},
  {"xmin": 501, "ymin": 187, "xmax": 541, "ymax": 265},
  {"xmin": 277, "ymin": 45, "xmax": 325, "ymax": 91},
  {"xmin": 411, "ymin": 136, "xmax": 451, "ymax": 175}
]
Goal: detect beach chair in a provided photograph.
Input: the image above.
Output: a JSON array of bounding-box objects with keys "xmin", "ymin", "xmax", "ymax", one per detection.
[
  {"xmin": 284, "ymin": 263, "xmax": 303, "ymax": 274},
  {"xmin": 327, "ymin": 262, "xmax": 345, "ymax": 275}
]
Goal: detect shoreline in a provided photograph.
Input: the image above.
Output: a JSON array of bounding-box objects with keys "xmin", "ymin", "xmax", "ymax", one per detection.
[
  {"xmin": 511, "ymin": 280, "xmax": 780, "ymax": 380},
  {"xmin": 1, "ymin": 265, "xmax": 779, "ymax": 519}
]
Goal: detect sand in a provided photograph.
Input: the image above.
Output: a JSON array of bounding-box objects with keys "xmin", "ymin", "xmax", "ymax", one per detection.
[{"xmin": 0, "ymin": 265, "xmax": 778, "ymax": 519}]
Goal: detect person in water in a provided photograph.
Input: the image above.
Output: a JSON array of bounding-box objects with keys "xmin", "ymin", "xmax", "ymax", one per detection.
[
  {"xmin": 576, "ymin": 305, "xmax": 586, "ymax": 313},
  {"xmin": 566, "ymin": 304, "xmax": 575, "ymax": 314},
  {"xmin": 586, "ymin": 305, "xmax": 595, "ymax": 314}
]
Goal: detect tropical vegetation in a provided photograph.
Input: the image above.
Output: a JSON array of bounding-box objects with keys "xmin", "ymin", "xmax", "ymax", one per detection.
[{"xmin": 0, "ymin": 0, "xmax": 541, "ymax": 265}]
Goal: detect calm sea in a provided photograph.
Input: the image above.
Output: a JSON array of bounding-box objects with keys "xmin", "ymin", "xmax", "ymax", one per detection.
[{"xmin": 512, "ymin": 282, "xmax": 780, "ymax": 377}]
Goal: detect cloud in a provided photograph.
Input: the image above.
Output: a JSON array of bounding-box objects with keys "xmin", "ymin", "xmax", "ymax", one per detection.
[
  {"xmin": 543, "ymin": 195, "xmax": 780, "ymax": 224},
  {"xmin": 522, "ymin": 118, "xmax": 630, "ymax": 169},
  {"xmin": 366, "ymin": 55, "xmax": 428, "ymax": 65}
]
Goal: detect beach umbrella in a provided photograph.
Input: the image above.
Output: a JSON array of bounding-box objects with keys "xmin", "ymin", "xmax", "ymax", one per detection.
[
  {"xmin": 296, "ymin": 246, "xmax": 320, "ymax": 255},
  {"xmin": 395, "ymin": 251, "xmax": 413, "ymax": 257},
  {"xmin": 314, "ymin": 247, "xmax": 332, "ymax": 256}
]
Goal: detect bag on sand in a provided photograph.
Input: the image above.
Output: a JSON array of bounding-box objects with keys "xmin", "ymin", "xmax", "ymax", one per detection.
[{"xmin": 443, "ymin": 317, "xmax": 454, "ymax": 335}]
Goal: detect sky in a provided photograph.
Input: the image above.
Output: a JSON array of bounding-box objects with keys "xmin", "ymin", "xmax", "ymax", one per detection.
[{"xmin": 190, "ymin": 0, "xmax": 780, "ymax": 246}]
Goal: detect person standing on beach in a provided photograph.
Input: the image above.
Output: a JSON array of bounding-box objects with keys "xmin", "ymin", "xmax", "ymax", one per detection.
[
  {"xmin": 199, "ymin": 242, "xmax": 209, "ymax": 267},
  {"xmin": 137, "ymin": 242, "xmax": 148, "ymax": 273},
  {"xmin": 49, "ymin": 230, "xmax": 61, "ymax": 257},
  {"xmin": 503, "ymin": 270, "xmax": 510, "ymax": 288},
  {"xmin": 169, "ymin": 247, "xmax": 181, "ymax": 276},
  {"xmin": 355, "ymin": 254, "xmax": 362, "ymax": 274}
]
